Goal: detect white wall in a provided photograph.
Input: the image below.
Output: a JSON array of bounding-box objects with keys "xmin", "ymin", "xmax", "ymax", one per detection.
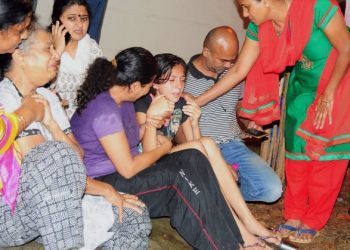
[{"xmin": 36, "ymin": 0, "xmax": 246, "ymax": 61}]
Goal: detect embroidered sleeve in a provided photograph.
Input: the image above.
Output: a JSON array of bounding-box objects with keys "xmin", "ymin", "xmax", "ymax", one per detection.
[{"xmin": 246, "ymin": 22, "xmax": 259, "ymax": 41}]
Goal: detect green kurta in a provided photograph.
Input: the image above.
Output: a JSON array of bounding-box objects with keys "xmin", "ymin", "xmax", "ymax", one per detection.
[{"xmin": 246, "ymin": 0, "xmax": 350, "ymax": 161}]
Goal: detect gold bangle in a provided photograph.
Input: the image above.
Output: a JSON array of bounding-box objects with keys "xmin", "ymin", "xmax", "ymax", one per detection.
[
  {"xmin": 14, "ymin": 113, "xmax": 27, "ymax": 131},
  {"xmin": 0, "ymin": 118, "xmax": 5, "ymax": 140}
]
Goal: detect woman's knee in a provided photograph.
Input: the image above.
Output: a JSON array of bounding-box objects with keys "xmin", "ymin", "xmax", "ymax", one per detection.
[
  {"xmin": 26, "ymin": 141, "xmax": 86, "ymax": 175},
  {"xmin": 186, "ymin": 141, "xmax": 207, "ymax": 156},
  {"xmin": 199, "ymin": 136, "xmax": 215, "ymax": 147},
  {"xmin": 179, "ymin": 148, "xmax": 207, "ymax": 161},
  {"xmin": 23, "ymin": 141, "xmax": 86, "ymax": 197},
  {"xmin": 199, "ymin": 137, "xmax": 220, "ymax": 153}
]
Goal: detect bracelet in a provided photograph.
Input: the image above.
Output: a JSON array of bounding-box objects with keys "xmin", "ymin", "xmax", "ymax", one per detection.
[
  {"xmin": 14, "ymin": 113, "xmax": 27, "ymax": 131},
  {"xmin": 0, "ymin": 118, "xmax": 5, "ymax": 140}
]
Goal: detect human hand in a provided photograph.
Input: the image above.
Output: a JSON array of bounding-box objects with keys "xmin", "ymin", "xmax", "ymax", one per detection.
[
  {"xmin": 247, "ymin": 121, "xmax": 263, "ymax": 131},
  {"xmin": 182, "ymin": 92, "xmax": 196, "ymax": 102},
  {"xmin": 146, "ymin": 114, "xmax": 165, "ymax": 129},
  {"xmin": 51, "ymin": 21, "xmax": 68, "ymax": 57},
  {"xmin": 182, "ymin": 101, "xmax": 201, "ymax": 127},
  {"xmin": 30, "ymin": 94, "xmax": 57, "ymax": 130},
  {"xmin": 104, "ymin": 187, "xmax": 146, "ymax": 223},
  {"xmin": 21, "ymin": 96, "xmax": 45, "ymax": 122},
  {"xmin": 314, "ymin": 94, "xmax": 334, "ymax": 130},
  {"xmin": 147, "ymin": 95, "xmax": 174, "ymax": 118}
]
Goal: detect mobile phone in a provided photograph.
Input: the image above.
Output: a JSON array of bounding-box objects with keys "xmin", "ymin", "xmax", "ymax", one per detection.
[
  {"xmin": 52, "ymin": 19, "xmax": 71, "ymax": 44},
  {"xmin": 244, "ymin": 128, "xmax": 268, "ymax": 139}
]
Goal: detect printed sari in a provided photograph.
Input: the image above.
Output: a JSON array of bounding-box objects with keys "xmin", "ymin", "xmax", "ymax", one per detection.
[{"xmin": 0, "ymin": 106, "xmax": 21, "ymax": 212}]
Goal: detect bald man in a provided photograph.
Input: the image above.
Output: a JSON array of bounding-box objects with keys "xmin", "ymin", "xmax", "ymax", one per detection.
[{"xmin": 184, "ymin": 26, "xmax": 282, "ymax": 202}]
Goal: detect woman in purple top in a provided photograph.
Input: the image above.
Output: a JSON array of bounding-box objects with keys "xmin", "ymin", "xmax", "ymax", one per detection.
[{"xmin": 71, "ymin": 47, "xmax": 245, "ymax": 249}]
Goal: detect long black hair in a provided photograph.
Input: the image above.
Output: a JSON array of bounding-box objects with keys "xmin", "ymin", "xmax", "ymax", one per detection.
[
  {"xmin": 0, "ymin": 0, "xmax": 32, "ymax": 30},
  {"xmin": 76, "ymin": 47, "xmax": 157, "ymax": 113},
  {"xmin": 51, "ymin": 0, "xmax": 91, "ymax": 23},
  {"xmin": 0, "ymin": 0, "xmax": 33, "ymax": 80},
  {"xmin": 154, "ymin": 53, "xmax": 187, "ymax": 84},
  {"xmin": 151, "ymin": 53, "xmax": 187, "ymax": 95}
]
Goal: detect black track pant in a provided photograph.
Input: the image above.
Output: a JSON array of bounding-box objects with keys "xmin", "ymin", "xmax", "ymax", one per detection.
[{"xmin": 97, "ymin": 149, "xmax": 243, "ymax": 249}]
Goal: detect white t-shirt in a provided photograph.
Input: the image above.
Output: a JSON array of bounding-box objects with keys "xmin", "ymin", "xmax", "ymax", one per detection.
[{"xmin": 0, "ymin": 77, "xmax": 71, "ymax": 140}]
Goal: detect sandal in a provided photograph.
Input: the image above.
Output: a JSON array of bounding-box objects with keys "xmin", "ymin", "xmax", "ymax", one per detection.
[
  {"xmin": 275, "ymin": 224, "xmax": 298, "ymax": 238},
  {"xmin": 258, "ymin": 236, "xmax": 298, "ymax": 250},
  {"xmin": 289, "ymin": 228, "xmax": 319, "ymax": 244}
]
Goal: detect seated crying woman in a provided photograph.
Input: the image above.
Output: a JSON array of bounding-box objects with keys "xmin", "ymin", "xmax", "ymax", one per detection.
[
  {"xmin": 70, "ymin": 47, "xmax": 250, "ymax": 249},
  {"xmin": 71, "ymin": 48, "xmax": 294, "ymax": 249},
  {"xmin": 135, "ymin": 53, "xmax": 296, "ymax": 249},
  {"xmin": 0, "ymin": 23, "xmax": 151, "ymax": 249}
]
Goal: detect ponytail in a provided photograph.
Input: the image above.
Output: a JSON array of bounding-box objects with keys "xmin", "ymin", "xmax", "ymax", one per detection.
[
  {"xmin": 76, "ymin": 57, "xmax": 115, "ymax": 114},
  {"xmin": 76, "ymin": 47, "xmax": 156, "ymax": 114}
]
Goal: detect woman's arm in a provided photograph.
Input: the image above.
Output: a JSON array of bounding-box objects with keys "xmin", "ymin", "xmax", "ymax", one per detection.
[
  {"xmin": 181, "ymin": 119, "xmax": 196, "ymax": 141},
  {"xmin": 195, "ymin": 38, "xmax": 260, "ymax": 107},
  {"xmin": 13, "ymin": 97, "xmax": 45, "ymax": 133},
  {"xmin": 314, "ymin": 11, "xmax": 350, "ymax": 129},
  {"xmin": 99, "ymin": 130, "xmax": 172, "ymax": 179},
  {"xmin": 136, "ymin": 96, "xmax": 174, "ymax": 152},
  {"xmin": 182, "ymin": 100, "xmax": 202, "ymax": 141},
  {"xmin": 1, "ymin": 97, "xmax": 45, "ymax": 154},
  {"xmin": 35, "ymin": 96, "xmax": 84, "ymax": 158},
  {"xmin": 85, "ymin": 177, "xmax": 145, "ymax": 222},
  {"xmin": 44, "ymin": 119, "xmax": 84, "ymax": 158},
  {"xmin": 136, "ymin": 112, "xmax": 158, "ymax": 151}
]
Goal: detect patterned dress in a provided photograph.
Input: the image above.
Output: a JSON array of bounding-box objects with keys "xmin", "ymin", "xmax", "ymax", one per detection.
[{"xmin": 52, "ymin": 34, "xmax": 103, "ymax": 118}]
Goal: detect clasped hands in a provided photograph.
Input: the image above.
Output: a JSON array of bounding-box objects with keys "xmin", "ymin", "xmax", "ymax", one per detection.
[
  {"xmin": 145, "ymin": 95, "xmax": 175, "ymax": 129},
  {"xmin": 146, "ymin": 94, "xmax": 202, "ymax": 129}
]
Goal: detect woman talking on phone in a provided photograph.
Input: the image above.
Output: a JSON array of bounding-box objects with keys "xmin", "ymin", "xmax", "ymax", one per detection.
[{"xmin": 50, "ymin": 0, "xmax": 103, "ymax": 118}]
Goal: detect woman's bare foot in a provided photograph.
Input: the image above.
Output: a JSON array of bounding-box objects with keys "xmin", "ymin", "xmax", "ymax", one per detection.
[
  {"xmin": 239, "ymin": 227, "xmax": 271, "ymax": 249},
  {"xmin": 240, "ymin": 236, "xmax": 273, "ymax": 249},
  {"xmin": 243, "ymin": 219, "xmax": 281, "ymax": 245}
]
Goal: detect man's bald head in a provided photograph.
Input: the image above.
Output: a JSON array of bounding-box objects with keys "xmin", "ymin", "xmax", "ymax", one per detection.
[
  {"xmin": 202, "ymin": 26, "xmax": 239, "ymax": 75},
  {"xmin": 203, "ymin": 26, "xmax": 238, "ymax": 51}
]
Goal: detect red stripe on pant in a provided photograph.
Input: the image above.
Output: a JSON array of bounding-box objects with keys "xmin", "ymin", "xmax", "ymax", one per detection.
[
  {"xmin": 136, "ymin": 185, "xmax": 219, "ymax": 250},
  {"xmin": 284, "ymin": 159, "xmax": 348, "ymax": 230}
]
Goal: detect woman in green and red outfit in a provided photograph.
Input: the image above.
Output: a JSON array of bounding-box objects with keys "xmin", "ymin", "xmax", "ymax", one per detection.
[{"xmin": 193, "ymin": 0, "xmax": 350, "ymax": 244}]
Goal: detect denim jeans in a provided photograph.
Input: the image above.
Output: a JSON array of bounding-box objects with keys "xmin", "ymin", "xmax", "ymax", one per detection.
[{"xmin": 219, "ymin": 140, "xmax": 282, "ymax": 202}]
